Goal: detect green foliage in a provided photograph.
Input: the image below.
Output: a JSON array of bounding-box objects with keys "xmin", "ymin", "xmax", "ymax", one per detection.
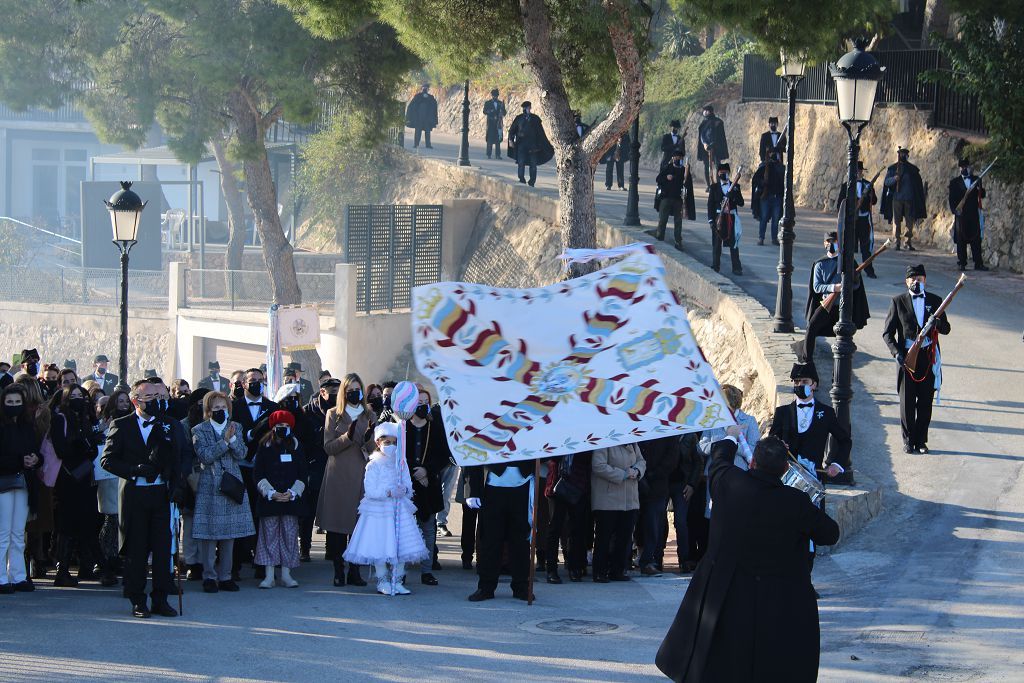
[
  {"xmin": 923, "ymin": 13, "xmax": 1024, "ymax": 180},
  {"xmin": 673, "ymin": 0, "xmax": 893, "ymax": 62},
  {"xmin": 658, "ymin": 15, "xmax": 702, "ymax": 60}
]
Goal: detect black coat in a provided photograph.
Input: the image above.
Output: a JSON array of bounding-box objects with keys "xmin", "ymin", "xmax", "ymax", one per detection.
[
  {"xmin": 466, "ymin": 460, "xmax": 536, "ymax": 499},
  {"xmin": 881, "ymin": 161, "xmax": 926, "ymax": 221},
  {"xmin": 232, "ymin": 396, "xmax": 279, "ymax": 461},
  {"xmin": 483, "ymin": 99, "xmax": 507, "ymax": 143},
  {"xmin": 838, "ymin": 179, "xmax": 877, "ymax": 215},
  {"xmin": 881, "ymin": 291, "xmax": 951, "ymax": 377},
  {"xmin": 669, "ymin": 432, "xmax": 704, "ymax": 487},
  {"xmin": 769, "ymin": 399, "xmax": 851, "ymax": 471},
  {"xmin": 660, "ymin": 131, "xmax": 686, "ymax": 168},
  {"xmin": 804, "ymin": 256, "xmax": 870, "ymax": 332},
  {"xmin": 196, "ymin": 374, "xmax": 231, "ymax": 393},
  {"xmin": 949, "ymin": 175, "xmax": 985, "ymax": 243},
  {"xmin": 638, "ymin": 436, "xmax": 680, "ymax": 500},
  {"xmin": 404, "ymin": 406, "xmax": 452, "ymax": 520},
  {"xmin": 0, "ymin": 419, "xmax": 41, "ymax": 511},
  {"xmin": 656, "ymin": 439, "xmax": 839, "ymax": 682},
  {"xmin": 655, "ymin": 163, "xmax": 696, "ymax": 220},
  {"xmin": 600, "ymin": 134, "xmax": 630, "ymax": 164},
  {"xmin": 253, "ymin": 438, "xmax": 309, "ymax": 518},
  {"xmin": 405, "ymin": 92, "xmax": 438, "ymax": 131},
  {"xmin": 301, "ymin": 396, "xmax": 332, "ymax": 492},
  {"xmin": 697, "ymin": 115, "xmax": 728, "ymax": 162},
  {"xmin": 508, "ymin": 112, "xmax": 555, "ymax": 165},
  {"xmin": 707, "ymin": 181, "xmax": 744, "ymax": 225},
  {"xmin": 758, "ymin": 130, "xmax": 787, "ymax": 161}
]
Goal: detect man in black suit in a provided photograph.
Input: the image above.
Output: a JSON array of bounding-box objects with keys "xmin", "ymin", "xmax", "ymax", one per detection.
[
  {"xmin": 101, "ymin": 377, "xmax": 187, "ymax": 618},
  {"xmin": 656, "ymin": 434, "xmax": 839, "ymax": 682},
  {"xmin": 882, "ymin": 264, "xmax": 952, "ymax": 454},
  {"xmin": 949, "ymin": 158, "xmax": 989, "ymax": 272},
  {"xmin": 838, "ymin": 161, "xmax": 879, "ymax": 277},
  {"xmin": 286, "ymin": 362, "xmax": 314, "ymax": 405},
  {"xmin": 697, "ymin": 104, "xmax": 729, "ymax": 188},
  {"xmin": 299, "ymin": 377, "xmax": 340, "ymax": 561},
  {"xmin": 196, "ymin": 360, "xmax": 230, "ymax": 393},
  {"xmin": 654, "ymin": 150, "xmax": 696, "ymax": 251},
  {"xmin": 770, "ymin": 362, "xmax": 852, "ymax": 484},
  {"xmin": 83, "ymin": 354, "xmax": 119, "ymax": 395},
  {"xmin": 601, "ymin": 132, "xmax": 629, "ymax": 191},
  {"xmin": 758, "ymin": 115, "xmax": 787, "ymax": 162},
  {"xmin": 659, "ymin": 119, "xmax": 684, "ymax": 169},
  {"xmin": 230, "ymin": 367, "xmax": 278, "ymax": 579},
  {"xmin": 465, "ymin": 460, "xmax": 537, "ymax": 602},
  {"xmin": 707, "ymin": 163, "xmax": 744, "ymax": 275}
]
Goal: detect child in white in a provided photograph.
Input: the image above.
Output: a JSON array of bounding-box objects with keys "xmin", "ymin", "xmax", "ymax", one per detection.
[{"xmin": 344, "ymin": 422, "xmax": 429, "ymax": 595}]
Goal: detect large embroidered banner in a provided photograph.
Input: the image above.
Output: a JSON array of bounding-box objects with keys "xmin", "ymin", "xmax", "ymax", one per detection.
[{"xmin": 412, "ymin": 244, "xmax": 736, "ymax": 466}]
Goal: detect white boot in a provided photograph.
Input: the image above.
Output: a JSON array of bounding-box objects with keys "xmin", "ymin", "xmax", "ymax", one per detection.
[
  {"xmin": 392, "ymin": 565, "xmax": 410, "ymax": 595},
  {"xmin": 258, "ymin": 566, "xmax": 275, "ymax": 589},
  {"xmin": 280, "ymin": 566, "xmax": 298, "ymax": 588}
]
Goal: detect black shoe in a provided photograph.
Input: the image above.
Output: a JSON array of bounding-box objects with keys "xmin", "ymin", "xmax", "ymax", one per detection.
[
  {"xmin": 347, "ymin": 567, "xmax": 367, "ymax": 587},
  {"xmin": 100, "ymin": 569, "xmax": 118, "ymax": 587},
  {"xmin": 895, "ymin": 243, "xmax": 901, "ymax": 251},
  {"xmin": 53, "ymin": 569, "xmax": 78, "ymax": 587},
  {"xmin": 917, "ymin": 444, "xmax": 930, "ymax": 454},
  {"xmin": 609, "ymin": 573, "xmax": 631, "ymax": 582},
  {"xmin": 518, "ymin": 178, "xmax": 526, "ymax": 184},
  {"xmin": 151, "ymin": 601, "xmax": 178, "ymax": 617},
  {"xmin": 254, "ymin": 566, "xmax": 266, "ymax": 580},
  {"xmin": 77, "ymin": 566, "xmax": 97, "ymax": 582},
  {"xmin": 132, "ymin": 603, "xmax": 151, "ymax": 618},
  {"xmin": 0, "ymin": 584, "xmax": 13, "ymax": 595},
  {"xmin": 904, "ymin": 444, "xmax": 915, "ymax": 454},
  {"xmin": 332, "ymin": 559, "xmax": 345, "ymax": 587},
  {"xmin": 605, "ymin": 186, "xmax": 612, "ymax": 190},
  {"xmin": 866, "ymin": 269, "xmax": 877, "ymax": 279},
  {"xmin": 230, "ymin": 570, "xmax": 241, "ymax": 583},
  {"xmin": 975, "ymin": 264, "xmax": 989, "ymax": 271},
  {"xmin": 203, "ymin": 579, "xmax": 219, "ymax": 593},
  {"xmin": 593, "ymin": 575, "xmax": 610, "ymax": 584},
  {"xmin": 424, "ymin": 144, "xmax": 433, "ymax": 149},
  {"xmin": 30, "ymin": 563, "xmax": 48, "ymax": 580},
  {"xmin": 640, "ymin": 565, "xmax": 662, "ymax": 576},
  {"xmin": 468, "ymin": 589, "xmax": 494, "ymax": 602},
  {"xmin": 437, "ymin": 524, "xmax": 452, "ymax": 537},
  {"xmin": 772, "ymin": 239, "xmax": 780, "ymax": 246},
  {"xmin": 299, "ymin": 550, "xmax": 311, "ymax": 563},
  {"xmin": 13, "ymin": 580, "xmax": 34, "ymax": 593},
  {"xmin": 421, "ymin": 573, "xmax": 438, "ymax": 586},
  {"xmin": 732, "ymin": 268, "xmax": 743, "ymax": 276},
  {"xmin": 757, "ymin": 239, "xmax": 764, "ymax": 246},
  {"xmin": 187, "ymin": 564, "xmax": 203, "ymax": 581},
  {"xmin": 217, "ymin": 580, "xmax": 240, "ymax": 592},
  {"xmin": 431, "ymin": 559, "xmax": 443, "ymax": 571},
  {"xmin": 495, "ymin": 155, "xmax": 502, "ymax": 160},
  {"xmin": 546, "ymin": 572, "xmax": 562, "ymax": 584},
  {"xmin": 712, "ymin": 265, "xmax": 720, "ymax": 273},
  {"xmin": 462, "ymin": 559, "xmax": 473, "ymax": 570},
  {"xmin": 513, "ymin": 590, "xmax": 531, "ymax": 601},
  {"xmin": 528, "ymin": 180, "xmax": 536, "ymax": 187},
  {"xmin": 674, "ymin": 241, "xmax": 684, "ymax": 251},
  {"xmin": 569, "ymin": 571, "xmax": 582, "ymax": 582},
  {"xmin": 905, "ymin": 243, "xmax": 916, "ymax": 251}
]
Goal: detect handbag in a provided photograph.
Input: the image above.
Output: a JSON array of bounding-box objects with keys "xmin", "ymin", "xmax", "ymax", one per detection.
[
  {"xmin": 64, "ymin": 459, "xmax": 93, "ymax": 482},
  {"xmin": 219, "ymin": 470, "xmax": 245, "ymax": 504},
  {"xmin": 552, "ymin": 476, "xmax": 583, "ymax": 505},
  {"xmin": 0, "ymin": 472, "xmax": 26, "ymax": 493}
]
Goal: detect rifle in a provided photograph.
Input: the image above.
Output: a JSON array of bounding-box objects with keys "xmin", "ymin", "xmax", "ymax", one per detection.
[
  {"xmin": 953, "ymin": 157, "xmax": 997, "ymax": 216},
  {"xmin": 715, "ymin": 166, "xmax": 743, "ymax": 246},
  {"xmin": 820, "ymin": 239, "xmax": 891, "ymax": 313},
  {"xmin": 856, "ymin": 166, "xmax": 885, "ymax": 213},
  {"xmin": 904, "ymin": 273, "xmax": 966, "ymax": 375}
]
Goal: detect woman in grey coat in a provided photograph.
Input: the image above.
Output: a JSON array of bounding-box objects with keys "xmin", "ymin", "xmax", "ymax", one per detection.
[
  {"xmin": 191, "ymin": 391, "xmax": 254, "ymax": 593},
  {"xmin": 591, "ymin": 442, "xmax": 646, "ymax": 582}
]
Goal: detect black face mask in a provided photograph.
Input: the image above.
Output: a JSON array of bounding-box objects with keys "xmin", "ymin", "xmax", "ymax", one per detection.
[
  {"xmin": 44, "ymin": 379, "xmax": 59, "ymax": 393},
  {"xmin": 3, "ymin": 404, "xmax": 24, "ymax": 418},
  {"xmin": 719, "ymin": 174, "xmax": 728, "ymax": 183},
  {"xmin": 909, "ymin": 281, "xmax": 923, "ymax": 295},
  {"xmin": 70, "ymin": 397, "xmax": 88, "ymax": 411},
  {"xmin": 769, "ymin": 124, "xmax": 777, "ymax": 131},
  {"xmin": 827, "ymin": 243, "xmax": 837, "ymax": 256},
  {"xmin": 113, "ymin": 407, "xmax": 133, "ymax": 419},
  {"xmin": 231, "ymin": 384, "xmax": 245, "ymax": 400},
  {"xmin": 961, "ymin": 169, "xmax": 970, "ymax": 177},
  {"xmin": 322, "ymin": 392, "xmax": 337, "ymax": 408},
  {"xmin": 368, "ymin": 397, "xmax": 384, "ymax": 413},
  {"xmin": 143, "ymin": 398, "xmax": 166, "ymax": 417},
  {"xmin": 26, "ymin": 362, "xmax": 39, "ymax": 376},
  {"xmin": 211, "ymin": 409, "xmax": 227, "ymax": 424},
  {"xmin": 281, "ymin": 398, "xmax": 300, "ymax": 412},
  {"xmin": 793, "ymin": 385, "xmax": 812, "ymax": 400},
  {"xmin": 247, "ymin": 381, "xmax": 262, "ymax": 397},
  {"xmin": 415, "ymin": 404, "xmax": 430, "ymax": 419},
  {"xmin": 383, "ymin": 394, "xmax": 392, "ymax": 410},
  {"xmin": 274, "ymin": 425, "xmax": 290, "ymax": 439},
  {"xmin": 346, "ymin": 389, "xmax": 362, "ymax": 406}
]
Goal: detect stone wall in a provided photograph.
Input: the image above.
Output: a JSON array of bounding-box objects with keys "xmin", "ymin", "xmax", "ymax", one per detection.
[
  {"xmin": 0, "ymin": 303, "xmax": 174, "ymax": 380},
  {"xmin": 681, "ymin": 101, "xmax": 1023, "ymax": 272}
]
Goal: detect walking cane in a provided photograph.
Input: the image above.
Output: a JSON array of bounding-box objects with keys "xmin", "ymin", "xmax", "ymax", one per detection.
[
  {"xmin": 172, "ymin": 503, "xmax": 183, "ymax": 616},
  {"xmin": 526, "ymin": 458, "xmax": 541, "ymax": 605}
]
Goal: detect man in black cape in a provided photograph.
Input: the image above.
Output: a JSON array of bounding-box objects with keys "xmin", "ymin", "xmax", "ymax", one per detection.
[
  {"xmin": 697, "ymin": 104, "xmax": 729, "ymax": 189},
  {"xmin": 507, "ymin": 101, "xmax": 554, "ymax": 187},
  {"xmin": 881, "ymin": 146, "xmax": 926, "ymax": 251},
  {"xmin": 656, "ymin": 432, "xmax": 839, "ymax": 682},
  {"xmin": 949, "ymin": 158, "xmax": 989, "ymax": 272},
  {"xmin": 405, "ymin": 83, "xmax": 438, "ymax": 149}
]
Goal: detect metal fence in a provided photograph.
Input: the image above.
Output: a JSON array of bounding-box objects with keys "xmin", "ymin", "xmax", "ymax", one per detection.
[
  {"xmin": 741, "ymin": 51, "xmax": 986, "ymax": 135},
  {"xmin": 181, "ymin": 269, "xmax": 335, "ymax": 311},
  {"xmin": 0, "ymin": 266, "xmax": 166, "ymax": 306},
  {"xmin": 345, "ymin": 204, "xmax": 443, "ymax": 313}
]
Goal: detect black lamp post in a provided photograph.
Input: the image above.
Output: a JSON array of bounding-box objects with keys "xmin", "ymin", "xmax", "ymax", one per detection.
[
  {"xmin": 828, "ymin": 40, "xmax": 884, "ymax": 434},
  {"xmin": 623, "ymin": 112, "xmax": 641, "ymax": 226},
  {"xmin": 458, "ymin": 79, "xmax": 471, "ymax": 166},
  {"xmin": 105, "ymin": 181, "xmax": 147, "ymax": 391},
  {"xmin": 772, "ymin": 51, "xmax": 806, "ymax": 333}
]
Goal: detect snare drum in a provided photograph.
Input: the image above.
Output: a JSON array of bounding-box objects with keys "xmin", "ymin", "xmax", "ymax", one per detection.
[{"xmin": 781, "ymin": 461, "xmax": 826, "ymax": 506}]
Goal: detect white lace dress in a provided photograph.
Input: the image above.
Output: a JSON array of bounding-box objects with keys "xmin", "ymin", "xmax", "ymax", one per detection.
[{"xmin": 344, "ymin": 451, "xmax": 429, "ymax": 566}]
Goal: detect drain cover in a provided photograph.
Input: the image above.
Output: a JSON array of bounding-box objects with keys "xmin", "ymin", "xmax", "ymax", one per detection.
[{"xmin": 519, "ymin": 617, "xmax": 638, "ymax": 636}]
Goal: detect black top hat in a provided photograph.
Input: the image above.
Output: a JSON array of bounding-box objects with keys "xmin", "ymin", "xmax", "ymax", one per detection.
[
  {"xmin": 490, "ymin": 88, "xmax": 499, "ymax": 96},
  {"xmin": 93, "ymin": 354, "xmax": 109, "ymax": 363},
  {"xmin": 768, "ymin": 116, "xmax": 778, "ymax": 123},
  {"xmin": 284, "ymin": 368, "xmax": 297, "ymax": 378},
  {"xmin": 188, "ymin": 387, "xmax": 209, "ymax": 405},
  {"xmin": 208, "ymin": 360, "xmax": 220, "ymax": 370},
  {"xmin": 286, "ymin": 362, "xmax": 302, "ymax": 372},
  {"xmin": 790, "ymin": 362, "xmax": 819, "ymax": 384},
  {"xmin": 717, "ymin": 162, "xmax": 731, "ymax": 172},
  {"xmin": 259, "ymin": 363, "xmax": 267, "ymax": 372},
  {"xmin": 897, "ymin": 146, "xmax": 910, "ymax": 155},
  {"xmin": 824, "ymin": 231, "xmax": 839, "ymax": 242},
  {"xmin": 958, "ymin": 158, "xmax": 971, "ymax": 167},
  {"xmin": 63, "ymin": 359, "xmax": 77, "ymax": 370},
  {"xmin": 702, "ymin": 104, "xmax": 714, "ymax": 113},
  {"xmin": 20, "ymin": 348, "xmax": 39, "ymax": 363},
  {"xmin": 521, "ymin": 101, "xmax": 532, "ymax": 109},
  {"xmin": 143, "ymin": 369, "xmax": 158, "ymax": 378},
  {"xmin": 669, "ymin": 119, "xmax": 681, "ymax": 128},
  {"xmin": 906, "ymin": 263, "xmax": 926, "ymax": 278}
]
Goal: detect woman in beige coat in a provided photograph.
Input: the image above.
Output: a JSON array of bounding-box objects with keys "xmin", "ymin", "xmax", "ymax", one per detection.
[
  {"xmin": 317, "ymin": 372, "xmax": 375, "ymax": 587},
  {"xmin": 591, "ymin": 442, "xmax": 646, "ymax": 582}
]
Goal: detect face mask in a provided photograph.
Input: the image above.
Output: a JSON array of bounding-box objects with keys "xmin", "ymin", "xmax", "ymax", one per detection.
[
  {"xmin": 143, "ymin": 398, "xmax": 165, "ymax": 417},
  {"xmin": 719, "ymin": 174, "xmax": 728, "ymax": 183},
  {"xmin": 44, "ymin": 380, "xmax": 59, "ymax": 392},
  {"xmin": 211, "ymin": 409, "xmax": 227, "ymax": 424},
  {"xmin": 274, "ymin": 425, "xmax": 290, "ymax": 439},
  {"xmin": 674, "ymin": 160, "xmax": 684, "ymax": 167},
  {"xmin": 322, "ymin": 392, "xmax": 337, "ymax": 408},
  {"xmin": 909, "ymin": 281, "xmax": 923, "ymax": 295},
  {"xmin": 26, "ymin": 363, "xmax": 38, "ymax": 376},
  {"xmin": 827, "ymin": 243, "xmax": 837, "ymax": 256},
  {"xmin": 247, "ymin": 381, "xmax": 262, "ymax": 396},
  {"xmin": 70, "ymin": 397, "xmax": 87, "ymax": 410},
  {"xmin": 3, "ymin": 404, "xmax": 24, "ymax": 418},
  {"xmin": 770, "ymin": 124, "xmax": 777, "ymax": 131},
  {"xmin": 793, "ymin": 385, "xmax": 812, "ymax": 399},
  {"xmin": 210, "ymin": 372, "xmax": 219, "ymax": 379},
  {"xmin": 369, "ymin": 397, "xmax": 384, "ymax": 413},
  {"xmin": 415, "ymin": 404, "xmax": 430, "ymax": 419},
  {"xmin": 381, "ymin": 444, "xmax": 397, "ymax": 458},
  {"xmin": 703, "ymin": 112, "xmax": 711, "ymax": 118},
  {"xmin": 96, "ymin": 367, "xmax": 106, "ymax": 376},
  {"xmin": 114, "ymin": 407, "xmax": 133, "ymax": 419},
  {"xmin": 231, "ymin": 385, "xmax": 245, "ymax": 400},
  {"xmin": 961, "ymin": 168, "xmax": 970, "ymax": 177},
  {"xmin": 346, "ymin": 389, "xmax": 362, "ymax": 406}
]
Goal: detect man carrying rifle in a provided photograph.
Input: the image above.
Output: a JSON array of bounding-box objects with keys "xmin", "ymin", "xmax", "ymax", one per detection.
[
  {"xmin": 797, "ymin": 231, "xmax": 869, "ymax": 364},
  {"xmin": 839, "ymin": 161, "xmax": 879, "ymax": 278},
  {"xmin": 949, "ymin": 158, "xmax": 989, "ymax": 272},
  {"xmin": 882, "ymin": 264, "xmax": 951, "ymax": 454}
]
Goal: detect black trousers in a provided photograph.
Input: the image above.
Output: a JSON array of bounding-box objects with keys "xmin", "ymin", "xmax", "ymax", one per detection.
[
  {"xmin": 486, "ymin": 141, "xmax": 502, "ymax": 158},
  {"xmin": 517, "ymin": 147, "xmax": 538, "ymax": 184},
  {"xmin": 299, "ymin": 476, "xmax": 322, "ymax": 553},
  {"xmin": 800, "ymin": 304, "xmax": 839, "ymax": 363},
  {"xmin": 121, "ymin": 484, "xmax": 173, "ymax": 605},
  {"xmin": 898, "ymin": 349, "xmax": 936, "ymax": 448},
  {"xmin": 687, "ymin": 481, "xmax": 710, "ymax": 561},
  {"xmin": 657, "ymin": 197, "xmax": 684, "ymax": 244},
  {"xmin": 956, "ymin": 235, "xmax": 983, "ymax": 269},
  {"xmin": 545, "ymin": 495, "xmax": 587, "ymax": 573},
  {"xmin": 413, "ymin": 128, "xmax": 432, "ymax": 147},
  {"xmin": 592, "ymin": 509, "xmax": 637, "ymax": 578},
  {"xmin": 711, "ymin": 227, "xmax": 742, "ymax": 273},
  {"xmin": 325, "ymin": 531, "xmax": 349, "ymax": 563},
  {"xmin": 605, "ymin": 158, "xmax": 624, "ymax": 188},
  {"xmin": 460, "ymin": 502, "xmax": 478, "ymax": 565},
  {"xmin": 703, "ymin": 157, "xmax": 713, "ymax": 187},
  {"xmin": 232, "ymin": 466, "xmax": 259, "ymax": 573},
  {"xmin": 476, "ymin": 482, "xmax": 531, "ymax": 593},
  {"xmin": 855, "ymin": 215, "xmax": 875, "ymax": 273}
]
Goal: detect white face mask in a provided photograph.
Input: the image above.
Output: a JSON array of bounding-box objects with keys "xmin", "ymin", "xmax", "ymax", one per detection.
[{"xmin": 381, "ymin": 444, "xmax": 397, "ymax": 458}]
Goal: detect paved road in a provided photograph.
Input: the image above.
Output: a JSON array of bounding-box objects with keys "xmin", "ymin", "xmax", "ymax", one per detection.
[{"xmin": 1, "ymin": 131, "xmax": 1020, "ymax": 682}]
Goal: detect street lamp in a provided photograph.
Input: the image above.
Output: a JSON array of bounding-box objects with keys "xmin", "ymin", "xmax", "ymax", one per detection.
[
  {"xmin": 458, "ymin": 80, "xmax": 471, "ymax": 166},
  {"xmin": 772, "ymin": 50, "xmax": 806, "ymax": 333},
  {"xmin": 828, "ymin": 40, "xmax": 884, "ymax": 439},
  {"xmin": 105, "ymin": 181, "xmax": 147, "ymax": 391},
  {"xmin": 623, "ymin": 111, "xmax": 641, "ymax": 226}
]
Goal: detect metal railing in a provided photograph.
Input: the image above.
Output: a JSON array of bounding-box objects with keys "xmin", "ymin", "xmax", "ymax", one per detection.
[
  {"xmin": 181, "ymin": 269, "xmax": 335, "ymax": 311},
  {"xmin": 0, "ymin": 265, "xmax": 166, "ymax": 306},
  {"xmin": 741, "ymin": 50, "xmax": 986, "ymax": 135},
  {"xmin": 0, "ymin": 216, "xmax": 83, "ymax": 263}
]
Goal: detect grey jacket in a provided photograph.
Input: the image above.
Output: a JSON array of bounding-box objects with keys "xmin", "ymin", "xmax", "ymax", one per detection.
[
  {"xmin": 591, "ymin": 443, "xmax": 646, "ymax": 511},
  {"xmin": 191, "ymin": 420, "xmax": 255, "ymax": 540}
]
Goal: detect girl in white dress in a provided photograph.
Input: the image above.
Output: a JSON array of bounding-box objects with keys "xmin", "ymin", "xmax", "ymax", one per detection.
[{"xmin": 344, "ymin": 423, "xmax": 429, "ymax": 595}]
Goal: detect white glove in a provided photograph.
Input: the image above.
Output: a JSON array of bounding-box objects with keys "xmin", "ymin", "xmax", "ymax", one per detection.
[
  {"xmin": 797, "ymin": 456, "xmax": 816, "ymax": 474},
  {"xmin": 466, "ymin": 497, "xmax": 482, "ymax": 509}
]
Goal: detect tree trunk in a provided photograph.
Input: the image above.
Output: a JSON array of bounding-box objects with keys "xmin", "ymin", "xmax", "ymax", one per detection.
[
  {"xmin": 518, "ymin": 0, "xmax": 645, "ymax": 277},
  {"xmin": 210, "ymin": 135, "xmax": 247, "ymax": 272}
]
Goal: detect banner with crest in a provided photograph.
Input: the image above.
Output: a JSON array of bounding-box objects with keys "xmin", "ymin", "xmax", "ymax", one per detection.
[{"xmin": 412, "ymin": 244, "xmax": 735, "ymax": 466}]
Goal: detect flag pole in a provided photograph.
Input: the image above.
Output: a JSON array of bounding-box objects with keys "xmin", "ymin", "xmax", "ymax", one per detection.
[{"xmin": 527, "ymin": 458, "xmax": 541, "ymax": 605}]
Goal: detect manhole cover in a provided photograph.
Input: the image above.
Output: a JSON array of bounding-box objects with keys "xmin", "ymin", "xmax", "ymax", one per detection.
[
  {"xmin": 902, "ymin": 664, "xmax": 981, "ymax": 681},
  {"xmin": 861, "ymin": 630, "xmax": 928, "ymax": 643},
  {"xmin": 519, "ymin": 617, "xmax": 638, "ymax": 636}
]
